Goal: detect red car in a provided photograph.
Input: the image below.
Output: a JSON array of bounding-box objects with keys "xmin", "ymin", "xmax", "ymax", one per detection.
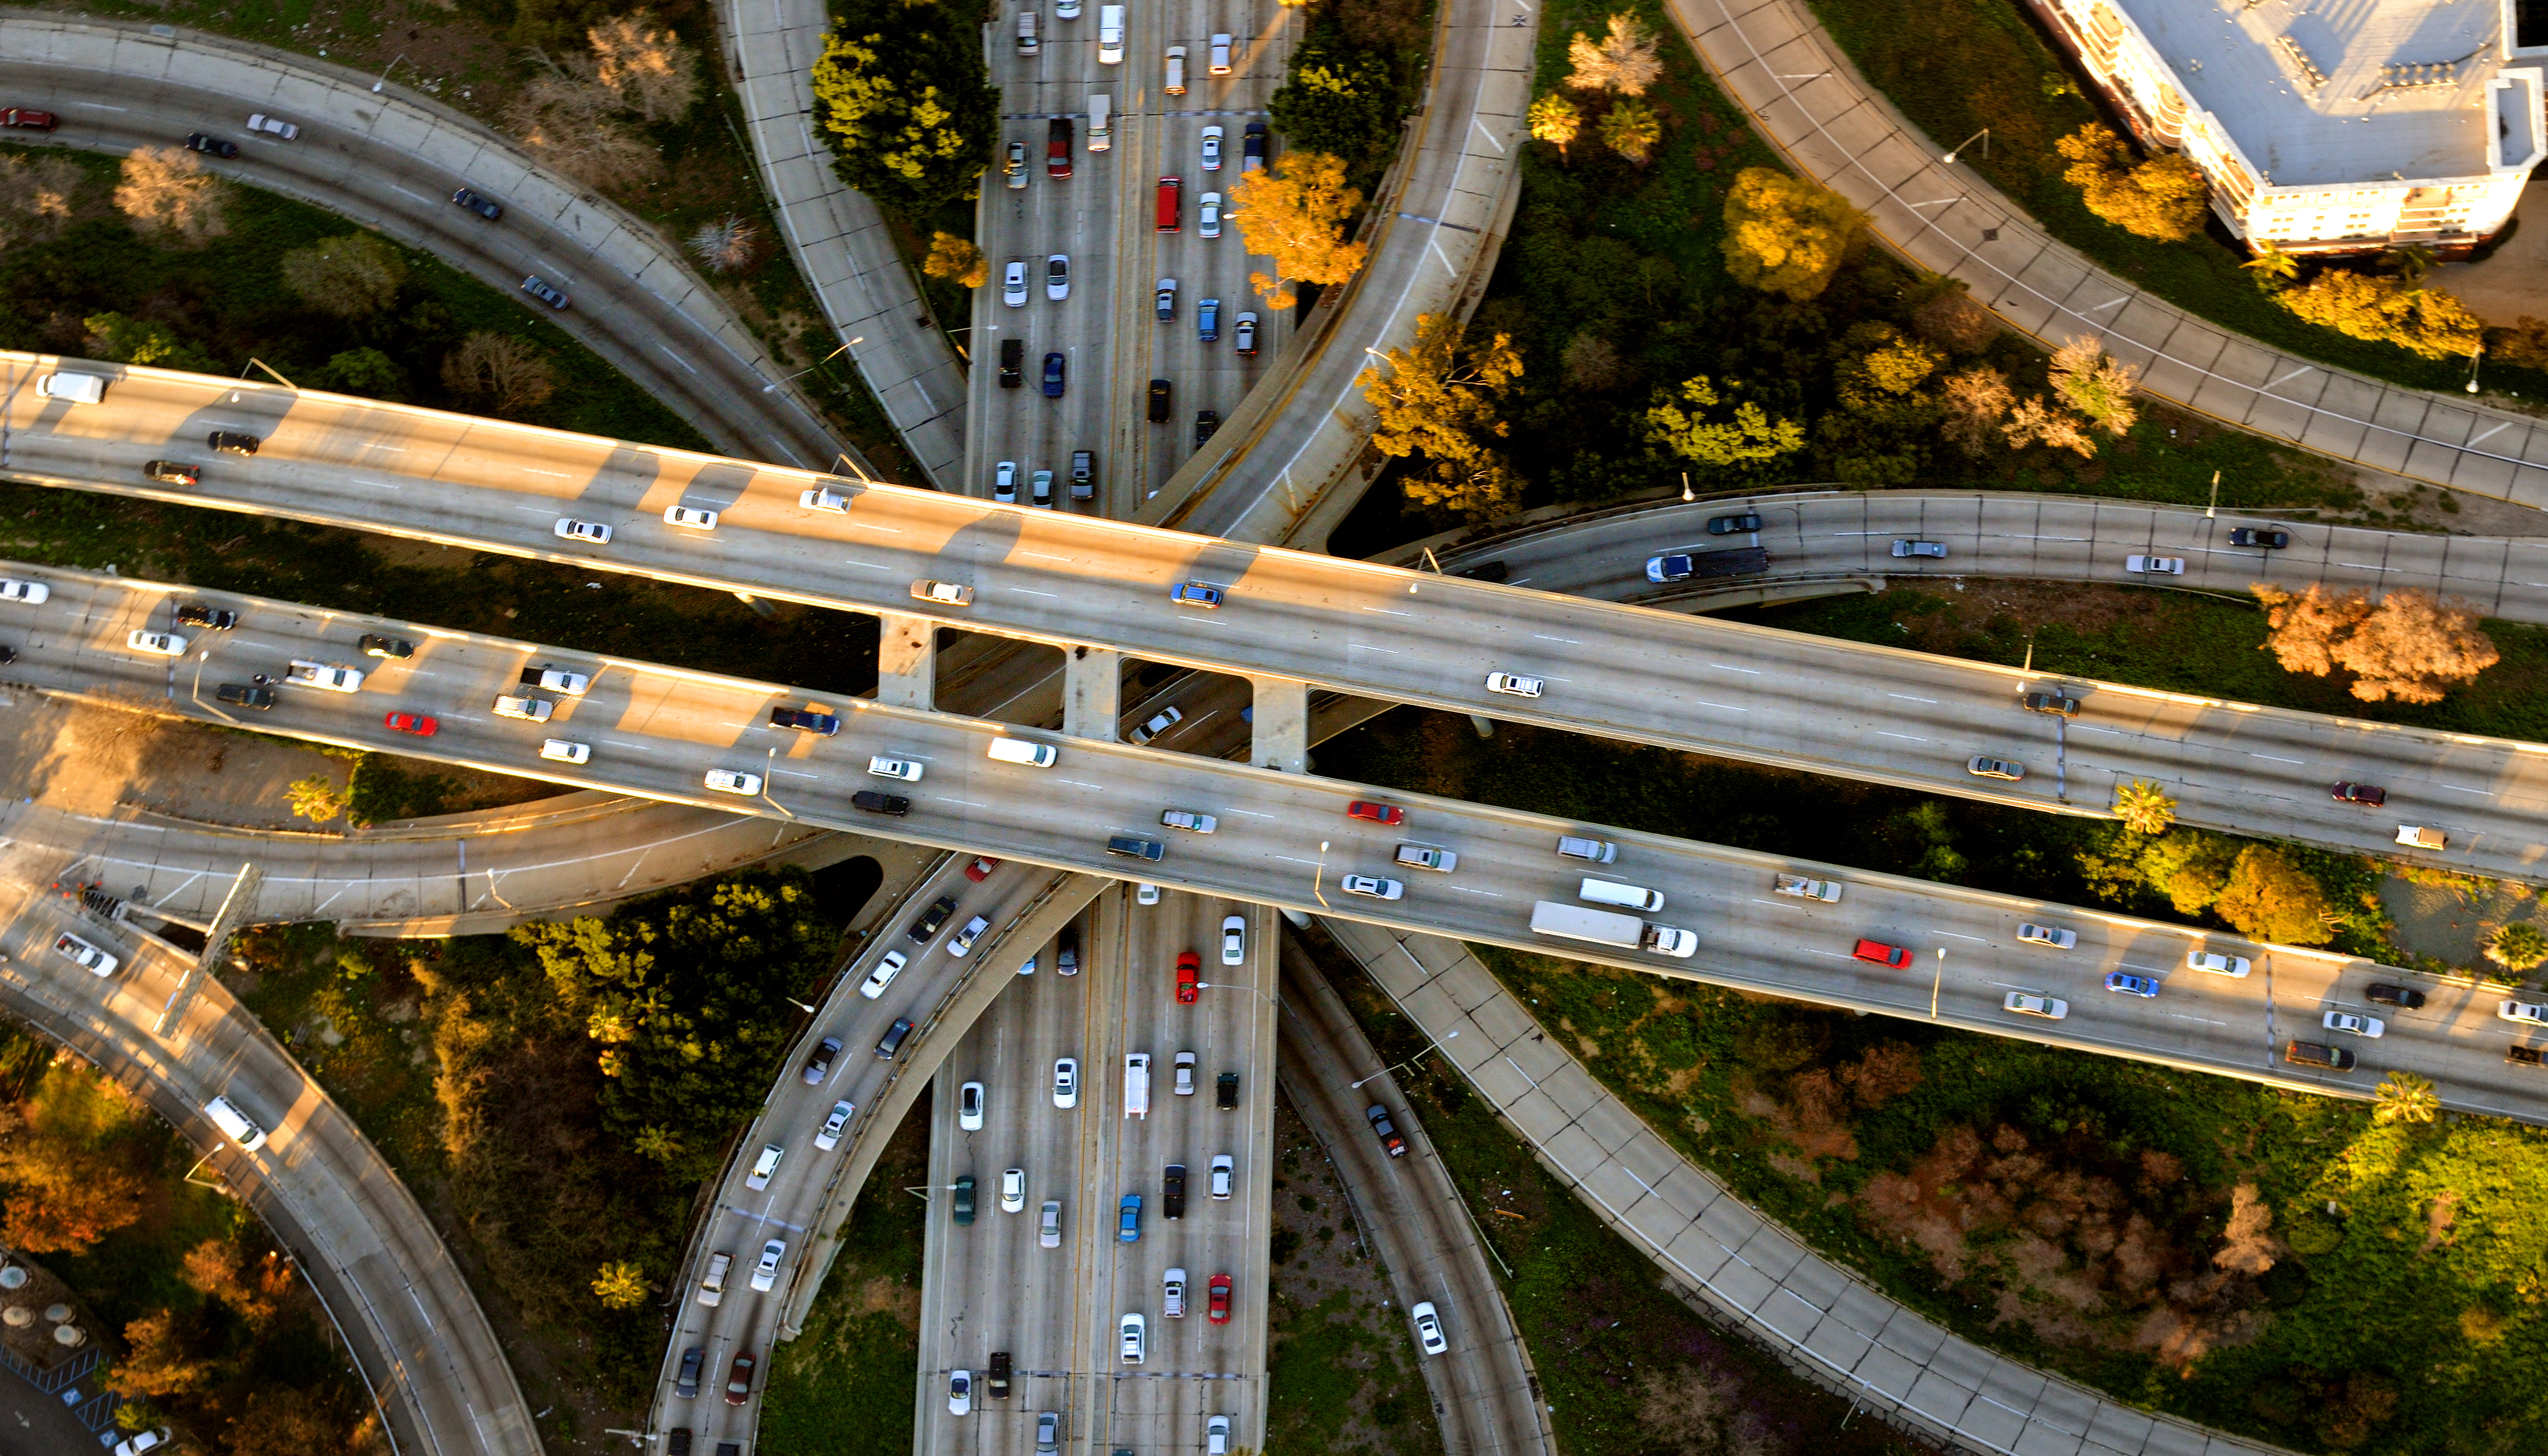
[
  {"xmin": 965, "ymin": 856, "xmax": 1001, "ymax": 882},
  {"xmin": 1175, "ymin": 950, "xmax": 1201, "ymax": 1004},
  {"xmin": 1207, "ymin": 1272, "xmax": 1231, "ymax": 1324},
  {"xmin": 1, "ymin": 108, "xmax": 57, "ymax": 132},
  {"xmin": 1346, "ymin": 800, "xmax": 1404, "ymax": 825},
  {"xmin": 1852, "ymin": 938, "xmax": 1912, "ymax": 968},
  {"xmin": 384, "ymin": 710, "xmax": 438, "ymax": 736},
  {"xmin": 725, "ymin": 1350, "xmax": 756, "ymax": 1406}
]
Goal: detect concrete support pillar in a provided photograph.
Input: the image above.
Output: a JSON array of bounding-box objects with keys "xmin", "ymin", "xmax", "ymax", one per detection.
[
  {"xmin": 1064, "ymin": 646, "xmax": 1123, "ymax": 741},
  {"xmin": 1247, "ymin": 675, "xmax": 1309, "ymax": 774},
  {"xmin": 874, "ymin": 613, "xmax": 935, "ymax": 710}
]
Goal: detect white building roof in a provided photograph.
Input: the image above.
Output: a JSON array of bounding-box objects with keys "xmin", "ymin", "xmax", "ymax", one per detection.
[{"xmin": 2114, "ymin": 0, "xmax": 2514, "ymax": 186}]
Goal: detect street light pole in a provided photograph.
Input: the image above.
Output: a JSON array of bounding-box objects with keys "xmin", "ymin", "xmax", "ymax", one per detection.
[
  {"xmin": 764, "ymin": 337, "xmax": 861, "ymax": 392},
  {"xmin": 1942, "ymin": 129, "xmax": 1990, "ymax": 165},
  {"xmin": 1931, "ymin": 949, "xmax": 1945, "ymax": 1019},
  {"xmin": 370, "ymin": 53, "xmax": 410, "ymax": 93},
  {"xmin": 2204, "ymin": 468, "xmax": 2220, "ymax": 519},
  {"xmin": 1312, "ymin": 840, "xmax": 1331, "ymax": 908},
  {"xmin": 2465, "ymin": 342, "xmax": 2484, "ymax": 395},
  {"xmin": 1353, "ymin": 1028, "xmax": 1459, "ymax": 1089}
]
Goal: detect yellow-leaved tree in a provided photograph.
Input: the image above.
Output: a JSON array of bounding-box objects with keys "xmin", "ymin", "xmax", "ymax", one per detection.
[{"xmin": 1230, "ymin": 151, "xmax": 1370, "ymax": 309}]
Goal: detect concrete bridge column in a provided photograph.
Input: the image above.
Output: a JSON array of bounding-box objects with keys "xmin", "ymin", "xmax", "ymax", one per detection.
[
  {"xmin": 874, "ymin": 614, "xmax": 935, "ymax": 710},
  {"xmin": 1064, "ymin": 647, "xmax": 1123, "ymax": 740},
  {"xmin": 1248, "ymin": 675, "xmax": 1309, "ymax": 774}
]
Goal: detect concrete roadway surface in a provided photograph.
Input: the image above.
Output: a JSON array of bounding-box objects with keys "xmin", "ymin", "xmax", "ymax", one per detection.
[
  {"xmin": 912, "ymin": 886, "xmax": 1278, "ymax": 1456},
  {"xmin": 0, "ymin": 16, "xmax": 848, "ymax": 469},
  {"xmin": 1277, "ymin": 932, "xmax": 1557, "ymax": 1456},
  {"xmin": 0, "ymin": 872, "xmax": 537, "ymax": 1456},
  {"xmin": 18, "ymin": 370, "xmax": 2548, "ymax": 879},
  {"xmin": 14, "ymin": 562, "xmax": 2546, "ymax": 1123},
  {"xmin": 966, "ymin": 0, "xmax": 1291, "ymax": 514}
]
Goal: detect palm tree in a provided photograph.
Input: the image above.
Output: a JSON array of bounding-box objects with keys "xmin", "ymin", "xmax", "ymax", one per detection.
[
  {"xmin": 2371, "ymin": 1070, "xmax": 2439, "ymax": 1126},
  {"xmin": 2379, "ymin": 243, "xmax": 2436, "ymax": 290},
  {"xmin": 1528, "ymin": 94, "xmax": 1582, "ymax": 161},
  {"xmin": 2239, "ymin": 241, "xmax": 2297, "ymax": 293},
  {"xmin": 2114, "ymin": 779, "xmax": 2176, "ymax": 833}
]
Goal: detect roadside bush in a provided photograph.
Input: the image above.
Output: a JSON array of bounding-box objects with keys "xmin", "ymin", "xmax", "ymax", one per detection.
[
  {"xmin": 1269, "ymin": 17, "xmax": 1403, "ymax": 174},
  {"xmin": 810, "ymin": 0, "xmax": 1000, "ymax": 220}
]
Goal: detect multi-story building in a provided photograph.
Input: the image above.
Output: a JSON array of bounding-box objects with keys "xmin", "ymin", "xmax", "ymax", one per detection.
[{"xmin": 2023, "ymin": 0, "xmax": 2546, "ymax": 257}]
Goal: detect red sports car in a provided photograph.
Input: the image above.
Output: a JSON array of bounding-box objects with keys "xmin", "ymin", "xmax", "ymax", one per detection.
[
  {"xmin": 1207, "ymin": 1272, "xmax": 1232, "ymax": 1323},
  {"xmin": 384, "ymin": 710, "xmax": 438, "ymax": 736},
  {"xmin": 1175, "ymin": 950, "xmax": 1201, "ymax": 1004},
  {"xmin": 965, "ymin": 856, "xmax": 1001, "ymax": 882},
  {"xmin": 1345, "ymin": 799, "xmax": 1404, "ymax": 825}
]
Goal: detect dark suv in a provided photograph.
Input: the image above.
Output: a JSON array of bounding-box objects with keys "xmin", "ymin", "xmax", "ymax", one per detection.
[
  {"xmin": 2023, "ymin": 690, "xmax": 2081, "ymax": 717},
  {"xmin": 1000, "ymin": 338, "xmax": 1025, "ymax": 388},
  {"xmin": 2283, "ymin": 1039, "xmax": 2356, "ymax": 1071},
  {"xmin": 1217, "ymin": 1071, "xmax": 1239, "ymax": 1109},
  {"xmin": 1147, "ymin": 378, "xmax": 1171, "ymax": 422},
  {"xmin": 1057, "ymin": 924, "xmax": 1080, "ymax": 976},
  {"xmin": 769, "ymin": 706, "xmax": 841, "ymax": 736},
  {"xmin": 184, "ymin": 132, "xmax": 238, "ymax": 158},
  {"xmin": 215, "ymin": 682, "xmax": 276, "ymax": 710},
  {"xmin": 1162, "ymin": 1163, "xmax": 1187, "ymax": 1219},
  {"xmin": 908, "ymin": 894, "xmax": 958, "ymax": 945},
  {"xmin": 1706, "ymin": 512, "xmax": 1762, "ymax": 535},
  {"xmin": 175, "ymin": 603, "xmax": 236, "ymax": 630},
  {"xmin": 2228, "ymin": 526, "xmax": 2290, "ymax": 549},
  {"xmin": 452, "ymin": 187, "xmax": 504, "ymax": 221},
  {"xmin": 850, "ymin": 789, "xmax": 910, "ymax": 816},
  {"xmin": 2365, "ymin": 983, "xmax": 2427, "ymax": 1009},
  {"xmin": 1194, "ymin": 409, "xmax": 1220, "ymax": 446},
  {"xmin": 675, "ymin": 1346, "xmax": 705, "ymax": 1399},
  {"xmin": 207, "ymin": 430, "xmax": 260, "ymax": 455}
]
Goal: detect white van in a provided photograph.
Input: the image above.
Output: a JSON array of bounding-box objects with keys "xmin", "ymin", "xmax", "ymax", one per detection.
[
  {"xmin": 987, "ymin": 737, "xmax": 1058, "ymax": 767},
  {"xmin": 1098, "ymin": 5, "xmax": 1124, "ymax": 62},
  {"xmin": 1087, "ymin": 93, "xmax": 1112, "ymax": 151},
  {"xmin": 36, "ymin": 373, "xmax": 103, "ymax": 404},
  {"xmin": 1164, "ymin": 44, "xmax": 1187, "ymax": 95},
  {"xmin": 203, "ymin": 1095, "xmax": 269, "ymax": 1152},
  {"xmin": 1016, "ymin": 8, "xmax": 1038, "ymax": 53},
  {"xmin": 1580, "ymin": 878, "xmax": 1664, "ymax": 912},
  {"xmin": 1556, "ymin": 835, "xmax": 1617, "ymax": 864},
  {"xmin": 1124, "ymin": 1053, "xmax": 1151, "ymax": 1119}
]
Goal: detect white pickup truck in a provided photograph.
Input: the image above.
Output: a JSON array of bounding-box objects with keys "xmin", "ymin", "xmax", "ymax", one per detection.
[
  {"xmin": 285, "ymin": 659, "xmax": 363, "ymax": 693},
  {"xmin": 1774, "ymin": 872, "xmax": 1842, "ymax": 902},
  {"xmin": 1395, "ymin": 844, "xmax": 1457, "ymax": 872}
]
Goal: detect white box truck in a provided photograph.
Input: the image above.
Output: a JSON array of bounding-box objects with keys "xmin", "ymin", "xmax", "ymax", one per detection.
[
  {"xmin": 1088, "ymin": 93, "xmax": 1112, "ymax": 150},
  {"xmin": 1098, "ymin": 5, "xmax": 1124, "ymax": 62},
  {"xmin": 1529, "ymin": 901, "xmax": 1695, "ymax": 957},
  {"xmin": 1123, "ymin": 1052, "xmax": 1150, "ymax": 1119}
]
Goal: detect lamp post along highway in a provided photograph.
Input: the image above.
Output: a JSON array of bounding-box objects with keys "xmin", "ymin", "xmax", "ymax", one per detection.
[
  {"xmin": 1942, "ymin": 128, "xmax": 1990, "ymax": 165},
  {"xmin": 1353, "ymin": 1028, "xmax": 1459, "ymax": 1089}
]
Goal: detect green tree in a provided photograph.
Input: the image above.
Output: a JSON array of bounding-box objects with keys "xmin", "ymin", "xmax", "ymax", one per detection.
[
  {"xmin": 2054, "ymin": 124, "xmax": 2208, "ymax": 241},
  {"xmin": 1528, "ymin": 93, "xmax": 1581, "ymax": 159},
  {"xmin": 310, "ymin": 347, "xmax": 408, "ymax": 401},
  {"xmin": 1268, "ymin": 22, "xmax": 1397, "ymax": 165},
  {"xmin": 810, "ymin": 0, "xmax": 1001, "ymax": 220},
  {"xmin": 633, "ymin": 1124, "xmax": 685, "ymax": 1164},
  {"xmin": 1360, "ymin": 312, "xmax": 1526, "ymax": 522},
  {"xmin": 1598, "ymin": 97, "xmax": 1663, "ymax": 165},
  {"xmin": 592, "ymin": 1261, "xmax": 650, "ymax": 1309},
  {"xmin": 1720, "ymin": 168, "xmax": 1858, "ymax": 302},
  {"xmin": 2241, "ymin": 240, "xmax": 2297, "ymax": 292},
  {"xmin": 280, "ymin": 233, "xmax": 408, "ymax": 319},
  {"xmin": 2486, "ymin": 922, "xmax": 2548, "ymax": 974},
  {"xmin": 2115, "ymin": 779, "xmax": 2176, "ymax": 833},
  {"xmin": 2371, "ymin": 1070, "xmax": 2439, "ymax": 1126},
  {"xmin": 1644, "ymin": 375, "xmax": 1805, "ymax": 469},
  {"xmin": 80, "ymin": 313, "xmax": 213, "ymax": 372},
  {"xmin": 2212, "ymin": 844, "xmax": 2333, "ymax": 945}
]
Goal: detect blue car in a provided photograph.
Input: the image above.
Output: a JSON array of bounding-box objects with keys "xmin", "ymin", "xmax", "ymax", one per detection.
[
  {"xmin": 1042, "ymin": 352, "xmax": 1067, "ymax": 398},
  {"xmin": 1198, "ymin": 297, "xmax": 1220, "ymax": 343},
  {"xmin": 1118, "ymin": 1193, "xmax": 1143, "ymax": 1243},
  {"xmin": 1646, "ymin": 554, "xmax": 1694, "ymax": 583},
  {"xmin": 1169, "ymin": 581, "xmax": 1224, "ymax": 608},
  {"xmin": 2104, "ymin": 971, "xmax": 2160, "ymax": 997}
]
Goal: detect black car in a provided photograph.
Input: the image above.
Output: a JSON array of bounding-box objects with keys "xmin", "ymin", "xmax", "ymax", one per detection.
[
  {"xmin": 908, "ymin": 894, "xmax": 959, "ymax": 945},
  {"xmin": 999, "ymin": 338, "xmax": 1025, "ymax": 388},
  {"xmin": 1707, "ymin": 512, "xmax": 1763, "ymax": 535},
  {"xmin": 675, "ymin": 1346, "xmax": 705, "ymax": 1400},
  {"xmin": 2228, "ymin": 526, "xmax": 2291, "ymax": 549},
  {"xmin": 175, "ymin": 603, "xmax": 237, "ymax": 630},
  {"xmin": 770, "ymin": 706, "xmax": 841, "ymax": 736},
  {"xmin": 1042, "ymin": 352, "xmax": 1067, "ymax": 399},
  {"xmin": 1366, "ymin": 1104, "xmax": 1407, "ymax": 1156},
  {"xmin": 986, "ymin": 1350, "xmax": 1012, "ymax": 1399},
  {"xmin": 1242, "ymin": 120, "xmax": 1267, "ymax": 166},
  {"xmin": 1217, "ymin": 1071, "xmax": 1239, "ymax": 1109},
  {"xmin": 2283, "ymin": 1039, "xmax": 2356, "ymax": 1072},
  {"xmin": 1162, "ymin": 1163, "xmax": 1187, "ymax": 1220},
  {"xmin": 850, "ymin": 789, "xmax": 911, "ymax": 816},
  {"xmin": 2512, "ymin": 1045, "xmax": 2545, "ymax": 1067},
  {"xmin": 359, "ymin": 633, "xmax": 415, "ymax": 658},
  {"xmin": 2023, "ymin": 690, "xmax": 2082, "ymax": 717},
  {"xmin": 1194, "ymin": 409, "xmax": 1220, "ymax": 446},
  {"xmin": 143, "ymin": 460, "xmax": 200, "ymax": 486},
  {"xmin": 207, "ymin": 430, "xmax": 260, "ymax": 455},
  {"xmin": 2364, "ymin": 983, "xmax": 2427, "ymax": 1009},
  {"xmin": 216, "ymin": 683, "xmax": 276, "ymax": 710},
  {"xmin": 2331, "ymin": 781, "xmax": 2387, "ymax": 806},
  {"xmin": 666, "ymin": 1429, "xmax": 692, "ymax": 1456},
  {"xmin": 1147, "ymin": 378, "xmax": 1171, "ymax": 422},
  {"xmin": 801, "ymin": 1037, "xmax": 842, "ymax": 1086},
  {"xmin": 184, "ymin": 132, "xmax": 238, "ymax": 158},
  {"xmin": 0, "ymin": 645, "xmax": 13, "ymax": 665},
  {"xmin": 1454, "ymin": 560, "xmax": 1509, "ymax": 582},
  {"xmin": 1057, "ymin": 924, "xmax": 1080, "ymax": 976},
  {"xmin": 452, "ymin": 187, "xmax": 504, "ymax": 221},
  {"xmin": 875, "ymin": 1017, "xmax": 914, "ymax": 1059}
]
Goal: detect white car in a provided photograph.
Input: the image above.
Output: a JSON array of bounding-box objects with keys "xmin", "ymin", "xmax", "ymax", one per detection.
[
  {"xmin": 663, "ymin": 505, "xmax": 719, "ymax": 530},
  {"xmin": 2189, "ymin": 950, "xmax": 2252, "ymax": 978},
  {"xmin": 53, "ymin": 932, "xmax": 118, "ymax": 977},
  {"xmin": 288, "ymin": 660, "xmax": 363, "ymax": 692},
  {"xmin": 1120, "ymin": 1312, "xmax": 1146, "ymax": 1363},
  {"xmin": 246, "ymin": 112, "xmax": 298, "ymax": 139},
  {"xmin": 1967, "ymin": 755, "xmax": 2026, "ymax": 782},
  {"xmin": 0, "ymin": 579, "xmax": 49, "ymax": 604},
  {"xmin": 1130, "ymin": 705, "xmax": 1182, "ymax": 744},
  {"xmin": 126, "ymin": 629, "xmax": 185, "ymax": 656},
  {"xmin": 2502, "ymin": 999, "xmax": 2548, "ymax": 1026},
  {"xmin": 1005, "ymin": 139, "xmax": 1028, "ymax": 188},
  {"xmin": 1047, "ymin": 253, "xmax": 1071, "ymax": 300},
  {"xmin": 1485, "ymin": 671, "xmax": 1543, "ymax": 697},
  {"xmin": 525, "ymin": 667, "xmax": 590, "ymax": 696},
  {"xmin": 2323, "ymin": 1009, "xmax": 2384, "ymax": 1038},
  {"xmin": 1163, "ymin": 1268, "xmax": 1187, "ymax": 1318},
  {"xmin": 1410, "ymin": 1302, "xmax": 1447, "ymax": 1355},
  {"xmin": 749, "ymin": 1238, "xmax": 785, "ymax": 1292},
  {"xmin": 1199, "ymin": 191, "xmax": 1221, "ymax": 238},
  {"xmin": 948, "ymin": 1369, "xmax": 972, "ymax": 1416},
  {"xmin": 859, "ymin": 949, "xmax": 908, "ymax": 1000},
  {"xmin": 949, "ymin": 915, "xmax": 990, "ymax": 958},
  {"xmin": 1209, "ymin": 1153, "xmax": 1232, "ymax": 1199},
  {"xmin": 113, "ymin": 1429, "xmax": 176, "ymax": 1456},
  {"xmin": 745, "ymin": 1142, "xmax": 783, "ymax": 1190},
  {"xmin": 1200, "ymin": 124, "xmax": 1223, "ymax": 170},
  {"xmin": 1001, "ymin": 1167, "xmax": 1026, "ymax": 1212},
  {"xmin": 1004, "ymin": 259, "xmax": 1029, "ymax": 306},
  {"xmin": 1208, "ymin": 31, "xmax": 1232, "ymax": 72},
  {"xmin": 800, "ymin": 486, "xmax": 850, "ymax": 512},
  {"xmin": 994, "ymin": 460, "xmax": 1019, "ymax": 503},
  {"xmin": 912, "ymin": 579, "xmax": 974, "ymax": 607},
  {"xmin": 1056, "ymin": 0, "xmax": 1079, "ymax": 14},
  {"xmin": 493, "ymin": 694, "xmax": 552, "ymax": 722},
  {"xmin": 1053, "ymin": 1057, "xmax": 1080, "ymax": 1108},
  {"xmin": 1040, "ymin": 1200, "xmax": 1063, "ymax": 1247},
  {"xmin": 1136, "ymin": 883, "xmax": 1161, "ymax": 905},
  {"xmin": 2015, "ymin": 923, "xmax": 2077, "ymax": 949},
  {"xmin": 1221, "ymin": 913, "xmax": 1246, "ymax": 965},
  {"xmin": 1206, "ymin": 1414, "xmax": 1231, "ymax": 1455},
  {"xmin": 540, "ymin": 739, "xmax": 591, "ymax": 764},
  {"xmin": 2126, "ymin": 554, "xmax": 2186, "ymax": 575},
  {"xmin": 1340, "ymin": 874, "xmax": 1404, "ymax": 900},
  {"xmin": 1161, "ymin": 809, "xmax": 1217, "ymax": 834},
  {"xmin": 815, "ymin": 1099, "xmax": 854, "ymax": 1150},
  {"xmin": 2003, "ymin": 991, "xmax": 2068, "ymax": 1020},
  {"xmin": 704, "ymin": 768, "xmax": 763, "ymax": 796},
  {"xmin": 868, "ymin": 756, "xmax": 924, "ymax": 781},
  {"xmin": 1174, "ymin": 1050, "xmax": 1197, "ymax": 1095},
  {"xmin": 554, "ymin": 518, "xmax": 612, "ymax": 544},
  {"xmin": 696, "ymin": 1250, "xmax": 731, "ymax": 1306},
  {"xmin": 959, "ymin": 1080, "xmax": 986, "ymax": 1130}
]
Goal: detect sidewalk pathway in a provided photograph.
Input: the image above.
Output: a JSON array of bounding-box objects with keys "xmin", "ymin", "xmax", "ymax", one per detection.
[
  {"xmin": 1320, "ymin": 915, "xmax": 2306, "ymax": 1456},
  {"xmin": 1668, "ymin": 0, "xmax": 2548, "ymax": 508},
  {"xmin": 716, "ymin": 0, "xmax": 970, "ymax": 488}
]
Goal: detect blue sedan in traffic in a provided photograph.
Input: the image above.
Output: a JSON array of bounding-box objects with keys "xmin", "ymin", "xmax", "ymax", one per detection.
[
  {"xmin": 1119, "ymin": 1193, "xmax": 1143, "ymax": 1243},
  {"xmin": 2104, "ymin": 972, "xmax": 2160, "ymax": 997}
]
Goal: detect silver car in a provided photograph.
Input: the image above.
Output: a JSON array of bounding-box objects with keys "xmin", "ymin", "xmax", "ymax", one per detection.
[{"xmin": 1040, "ymin": 1199, "xmax": 1063, "ymax": 1248}]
